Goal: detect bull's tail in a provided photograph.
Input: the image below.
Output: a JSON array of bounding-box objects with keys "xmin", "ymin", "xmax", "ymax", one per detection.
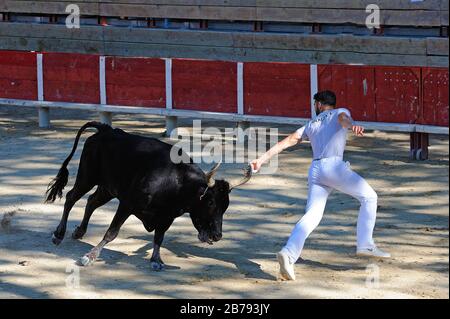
[{"xmin": 45, "ymin": 121, "xmax": 112, "ymax": 203}]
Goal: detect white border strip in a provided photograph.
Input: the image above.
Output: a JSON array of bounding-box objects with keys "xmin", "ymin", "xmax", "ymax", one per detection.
[
  {"xmin": 165, "ymin": 58, "xmax": 173, "ymax": 109},
  {"xmin": 310, "ymin": 64, "xmax": 318, "ymax": 119},
  {"xmin": 1, "ymin": 98, "xmax": 447, "ymax": 135},
  {"xmin": 237, "ymin": 62, "xmax": 244, "ymax": 115},
  {"xmin": 37, "ymin": 53, "xmax": 44, "ymax": 101},
  {"xmin": 99, "ymin": 56, "xmax": 107, "ymax": 105}
]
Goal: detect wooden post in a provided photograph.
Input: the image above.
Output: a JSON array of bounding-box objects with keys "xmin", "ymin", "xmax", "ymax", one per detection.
[
  {"xmin": 237, "ymin": 120, "xmax": 250, "ymax": 142},
  {"xmin": 164, "ymin": 58, "xmax": 175, "ymax": 137},
  {"xmin": 410, "ymin": 132, "xmax": 429, "ymax": 160},
  {"xmin": 238, "ymin": 120, "xmax": 250, "ymax": 130},
  {"xmin": 410, "ymin": 132, "xmax": 417, "ymax": 159},
  {"xmin": 38, "ymin": 107, "xmax": 50, "ymax": 128},
  {"xmin": 165, "ymin": 116, "xmax": 178, "ymax": 137},
  {"xmin": 237, "ymin": 62, "xmax": 244, "ymax": 116},
  {"xmin": 310, "ymin": 64, "xmax": 318, "ymax": 119},
  {"xmin": 100, "ymin": 112, "xmax": 112, "ymax": 126},
  {"xmin": 36, "ymin": 53, "xmax": 49, "ymax": 128},
  {"xmin": 98, "ymin": 56, "xmax": 112, "ymax": 126}
]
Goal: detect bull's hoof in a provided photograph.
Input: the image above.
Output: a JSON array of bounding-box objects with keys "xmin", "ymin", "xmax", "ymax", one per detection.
[
  {"xmin": 71, "ymin": 226, "xmax": 85, "ymax": 240},
  {"xmin": 52, "ymin": 233, "xmax": 63, "ymax": 246},
  {"xmin": 79, "ymin": 249, "xmax": 99, "ymax": 266},
  {"xmin": 150, "ymin": 261, "xmax": 165, "ymax": 271},
  {"xmin": 79, "ymin": 255, "xmax": 95, "ymax": 267}
]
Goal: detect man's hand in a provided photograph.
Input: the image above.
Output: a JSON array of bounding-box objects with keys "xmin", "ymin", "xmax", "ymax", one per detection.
[
  {"xmin": 338, "ymin": 113, "xmax": 364, "ymax": 136},
  {"xmin": 250, "ymin": 159, "xmax": 263, "ymax": 173},
  {"xmin": 352, "ymin": 125, "xmax": 364, "ymax": 136}
]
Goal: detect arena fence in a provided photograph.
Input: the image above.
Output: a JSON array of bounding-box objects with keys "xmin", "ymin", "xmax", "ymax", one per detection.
[{"xmin": 0, "ymin": 0, "xmax": 448, "ymax": 160}]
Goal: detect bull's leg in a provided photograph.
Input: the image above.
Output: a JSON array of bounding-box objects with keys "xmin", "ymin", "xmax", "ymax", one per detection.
[
  {"xmin": 79, "ymin": 203, "xmax": 130, "ymax": 266},
  {"xmin": 150, "ymin": 220, "xmax": 173, "ymax": 271},
  {"xmin": 72, "ymin": 187, "xmax": 113, "ymax": 240},
  {"xmin": 52, "ymin": 184, "xmax": 93, "ymax": 245}
]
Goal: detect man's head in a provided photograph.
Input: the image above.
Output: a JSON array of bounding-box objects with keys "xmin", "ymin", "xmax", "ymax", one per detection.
[{"xmin": 313, "ymin": 90, "xmax": 336, "ymax": 115}]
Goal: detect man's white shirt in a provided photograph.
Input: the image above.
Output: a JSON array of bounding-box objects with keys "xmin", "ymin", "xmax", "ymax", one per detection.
[{"xmin": 296, "ymin": 108, "xmax": 351, "ymax": 160}]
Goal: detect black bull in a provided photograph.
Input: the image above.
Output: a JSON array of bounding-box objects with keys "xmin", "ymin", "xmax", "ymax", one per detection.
[{"xmin": 45, "ymin": 122, "xmax": 252, "ymax": 270}]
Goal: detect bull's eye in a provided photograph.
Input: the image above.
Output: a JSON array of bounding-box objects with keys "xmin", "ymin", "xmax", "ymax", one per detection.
[{"xmin": 208, "ymin": 200, "xmax": 214, "ymax": 207}]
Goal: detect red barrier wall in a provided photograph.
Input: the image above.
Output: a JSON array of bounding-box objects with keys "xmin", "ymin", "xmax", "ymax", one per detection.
[
  {"xmin": 375, "ymin": 67, "xmax": 421, "ymax": 124},
  {"xmin": 106, "ymin": 57, "xmax": 166, "ymax": 107},
  {"xmin": 318, "ymin": 65, "xmax": 376, "ymax": 122},
  {"xmin": 0, "ymin": 51, "xmax": 37, "ymax": 100},
  {"xmin": 244, "ymin": 62, "xmax": 311, "ymax": 117},
  {"xmin": 422, "ymin": 68, "xmax": 449, "ymax": 126},
  {"xmin": 0, "ymin": 50, "xmax": 448, "ymax": 127},
  {"xmin": 43, "ymin": 53, "xmax": 100, "ymax": 104},
  {"xmin": 318, "ymin": 65, "xmax": 442, "ymax": 125},
  {"xmin": 172, "ymin": 59, "xmax": 237, "ymax": 113}
]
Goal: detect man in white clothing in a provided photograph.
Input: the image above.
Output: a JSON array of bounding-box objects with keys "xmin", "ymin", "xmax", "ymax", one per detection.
[{"xmin": 250, "ymin": 90, "xmax": 390, "ymax": 281}]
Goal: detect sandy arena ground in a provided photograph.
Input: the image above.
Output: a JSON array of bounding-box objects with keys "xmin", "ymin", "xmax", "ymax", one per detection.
[{"xmin": 0, "ymin": 105, "xmax": 448, "ymax": 299}]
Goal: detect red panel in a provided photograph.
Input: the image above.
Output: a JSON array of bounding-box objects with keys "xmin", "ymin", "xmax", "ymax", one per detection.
[
  {"xmin": 43, "ymin": 52, "xmax": 99, "ymax": 104},
  {"xmin": 106, "ymin": 57, "xmax": 165, "ymax": 107},
  {"xmin": 375, "ymin": 67, "xmax": 421, "ymax": 124},
  {"xmin": 172, "ymin": 59, "xmax": 237, "ymax": 113},
  {"xmin": 421, "ymin": 68, "xmax": 449, "ymax": 127},
  {"xmin": 0, "ymin": 50, "xmax": 37, "ymax": 100},
  {"xmin": 318, "ymin": 65, "xmax": 376, "ymax": 122},
  {"xmin": 244, "ymin": 62, "xmax": 310, "ymax": 117}
]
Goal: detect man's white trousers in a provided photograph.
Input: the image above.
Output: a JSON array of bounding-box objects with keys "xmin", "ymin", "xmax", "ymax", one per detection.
[{"xmin": 282, "ymin": 157, "xmax": 377, "ymax": 264}]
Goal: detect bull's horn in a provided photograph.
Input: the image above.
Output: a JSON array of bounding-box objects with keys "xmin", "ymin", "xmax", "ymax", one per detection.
[
  {"xmin": 205, "ymin": 161, "xmax": 222, "ymax": 187},
  {"xmin": 229, "ymin": 164, "xmax": 252, "ymax": 190}
]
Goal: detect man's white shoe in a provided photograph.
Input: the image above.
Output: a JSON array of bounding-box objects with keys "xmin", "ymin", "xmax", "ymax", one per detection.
[
  {"xmin": 277, "ymin": 251, "xmax": 296, "ymax": 281},
  {"xmin": 356, "ymin": 246, "xmax": 391, "ymax": 258}
]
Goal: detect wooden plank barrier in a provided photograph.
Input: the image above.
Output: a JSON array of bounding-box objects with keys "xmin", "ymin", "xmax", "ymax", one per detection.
[
  {"xmin": 0, "ymin": 22, "xmax": 447, "ymax": 67},
  {"xmin": 0, "ymin": 0, "xmax": 448, "ymax": 27}
]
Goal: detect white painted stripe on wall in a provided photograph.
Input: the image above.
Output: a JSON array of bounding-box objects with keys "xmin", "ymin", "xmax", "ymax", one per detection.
[
  {"xmin": 37, "ymin": 53, "xmax": 44, "ymax": 101},
  {"xmin": 165, "ymin": 58, "xmax": 173, "ymax": 109},
  {"xmin": 237, "ymin": 62, "xmax": 244, "ymax": 115},
  {"xmin": 99, "ymin": 56, "xmax": 107, "ymax": 105},
  {"xmin": 310, "ymin": 64, "xmax": 318, "ymax": 119}
]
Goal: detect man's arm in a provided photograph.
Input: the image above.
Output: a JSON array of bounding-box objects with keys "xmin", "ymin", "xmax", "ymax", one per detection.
[
  {"xmin": 338, "ymin": 112, "xmax": 364, "ymax": 136},
  {"xmin": 250, "ymin": 131, "xmax": 302, "ymax": 172}
]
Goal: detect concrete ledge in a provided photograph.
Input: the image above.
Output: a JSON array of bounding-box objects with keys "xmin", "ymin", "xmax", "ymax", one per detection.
[{"xmin": 0, "ymin": 98, "xmax": 448, "ymax": 135}]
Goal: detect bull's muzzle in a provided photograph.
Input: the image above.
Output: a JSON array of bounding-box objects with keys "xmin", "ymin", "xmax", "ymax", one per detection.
[{"xmin": 198, "ymin": 231, "xmax": 222, "ymax": 245}]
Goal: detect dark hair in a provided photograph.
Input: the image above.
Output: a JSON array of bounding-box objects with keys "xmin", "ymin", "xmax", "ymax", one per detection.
[{"xmin": 314, "ymin": 90, "xmax": 336, "ymax": 107}]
